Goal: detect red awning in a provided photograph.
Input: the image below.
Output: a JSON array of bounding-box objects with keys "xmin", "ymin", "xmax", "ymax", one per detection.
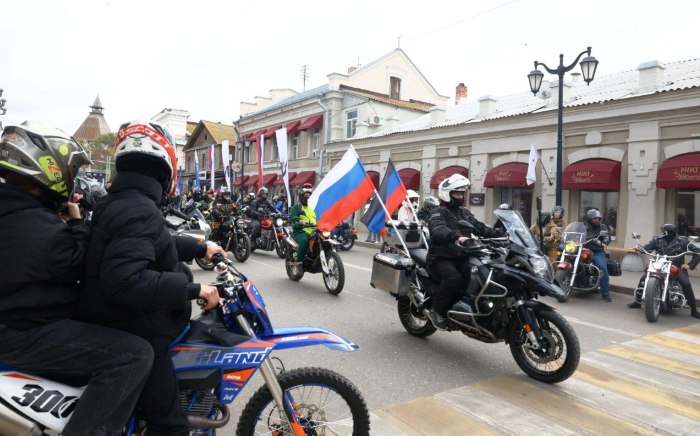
[
  {"xmin": 430, "ymin": 165, "xmax": 469, "ymax": 189},
  {"xmin": 244, "ymin": 175, "xmax": 259, "ymax": 187},
  {"xmin": 249, "ymin": 130, "xmax": 266, "ymax": 141},
  {"xmin": 367, "ymin": 170, "xmax": 380, "ymax": 188},
  {"xmin": 562, "ymin": 159, "xmax": 621, "ymax": 191},
  {"xmin": 398, "ymin": 168, "xmax": 420, "ymax": 190},
  {"xmin": 285, "ymin": 120, "xmax": 301, "ymax": 134},
  {"xmin": 242, "ymin": 132, "xmax": 254, "ymax": 140},
  {"xmin": 263, "ymin": 125, "xmax": 282, "ymax": 139},
  {"xmin": 232, "ymin": 175, "xmax": 249, "ymax": 186},
  {"xmin": 657, "ymin": 153, "xmax": 700, "ymax": 189},
  {"xmin": 297, "ymin": 114, "xmax": 323, "ymax": 131},
  {"xmin": 274, "ymin": 171, "xmax": 296, "ymax": 185},
  {"xmin": 290, "ymin": 171, "xmax": 316, "ymax": 186},
  {"xmin": 260, "ymin": 173, "xmax": 277, "ymax": 186},
  {"xmin": 484, "ymin": 163, "xmax": 530, "ymax": 188}
]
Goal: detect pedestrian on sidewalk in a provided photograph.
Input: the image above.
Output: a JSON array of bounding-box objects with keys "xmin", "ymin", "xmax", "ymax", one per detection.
[{"xmin": 627, "ymin": 223, "xmax": 700, "ymax": 319}]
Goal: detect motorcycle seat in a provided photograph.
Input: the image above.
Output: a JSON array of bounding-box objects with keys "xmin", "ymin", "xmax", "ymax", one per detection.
[{"xmin": 409, "ymin": 248, "xmax": 428, "ymax": 267}]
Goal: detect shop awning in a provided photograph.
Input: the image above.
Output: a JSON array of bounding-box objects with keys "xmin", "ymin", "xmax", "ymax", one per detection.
[
  {"xmin": 398, "ymin": 168, "xmax": 420, "ymax": 190},
  {"xmin": 251, "ymin": 130, "xmax": 266, "ymax": 140},
  {"xmin": 260, "ymin": 173, "xmax": 277, "ymax": 186},
  {"xmin": 367, "ymin": 170, "xmax": 380, "ymax": 188},
  {"xmin": 274, "ymin": 171, "xmax": 296, "ymax": 185},
  {"xmin": 657, "ymin": 153, "xmax": 700, "ymax": 189},
  {"xmin": 297, "ymin": 114, "xmax": 323, "ymax": 131},
  {"xmin": 290, "ymin": 170, "xmax": 316, "ymax": 186},
  {"xmin": 263, "ymin": 125, "xmax": 282, "ymax": 139},
  {"xmin": 232, "ymin": 175, "xmax": 249, "ymax": 186},
  {"xmin": 430, "ymin": 165, "xmax": 469, "ymax": 189},
  {"xmin": 285, "ymin": 120, "xmax": 301, "ymax": 134},
  {"xmin": 562, "ymin": 159, "xmax": 621, "ymax": 191},
  {"xmin": 484, "ymin": 162, "xmax": 530, "ymax": 188},
  {"xmin": 244, "ymin": 175, "xmax": 259, "ymax": 187},
  {"xmin": 242, "ymin": 132, "xmax": 254, "ymax": 140}
]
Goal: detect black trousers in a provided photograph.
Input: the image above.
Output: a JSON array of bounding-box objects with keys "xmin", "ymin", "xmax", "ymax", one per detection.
[
  {"xmin": 427, "ymin": 257, "xmax": 470, "ymax": 316},
  {"xmin": 0, "ymin": 319, "xmax": 153, "ymax": 436},
  {"xmin": 636, "ymin": 269, "xmax": 698, "ymax": 311}
]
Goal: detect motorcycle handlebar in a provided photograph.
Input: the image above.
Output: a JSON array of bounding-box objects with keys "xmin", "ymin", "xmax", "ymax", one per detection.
[
  {"xmin": 169, "ymin": 208, "xmax": 189, "ymax": 220},
  {"xmin": 635, "ymin": 244, "xmax": 693, "ymax": 259}
]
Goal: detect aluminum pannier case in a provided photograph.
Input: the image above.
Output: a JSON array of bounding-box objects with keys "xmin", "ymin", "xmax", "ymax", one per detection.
[{"xmin": 370, "ymin": 252, "xmax": 414, "ymax": 296}]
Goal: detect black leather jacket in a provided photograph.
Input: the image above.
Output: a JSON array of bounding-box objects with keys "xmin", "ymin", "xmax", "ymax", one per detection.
[
  {"xmin": 583, "ymin": 222, "xmax": 612, "ymax": 253},
  {"xmin": 427, "ymin": 205, "xmax": 500, "ymax": 264},
  {"xmin": 642, "ymin": 235, "xmax": 700, "ymax": 269},
  {"xmin": 248, "ymin": 198, "xmax": 277, "ymax": 219}
]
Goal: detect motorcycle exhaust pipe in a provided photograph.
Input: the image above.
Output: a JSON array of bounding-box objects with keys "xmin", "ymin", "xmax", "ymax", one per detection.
[
  {"xmin": 0, "ymin": 403, "xmax": 42, "ymax": 436},
  {"xmin": 187, "ymin": 401, "xmax": 231, "ymax": 429}
]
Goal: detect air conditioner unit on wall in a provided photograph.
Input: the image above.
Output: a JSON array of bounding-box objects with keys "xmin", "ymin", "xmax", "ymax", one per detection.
[{"xmin": 368, "ymin": 115, "xmax": 384, "ymax": 126}]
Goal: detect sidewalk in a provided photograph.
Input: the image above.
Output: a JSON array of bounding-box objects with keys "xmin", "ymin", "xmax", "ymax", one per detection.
[{"xmin": 354, "ymin": 228, "xmax": 700, "ymax": 299}]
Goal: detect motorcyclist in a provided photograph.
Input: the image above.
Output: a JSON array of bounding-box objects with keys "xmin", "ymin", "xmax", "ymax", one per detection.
[
  {"xmin": 583, "ymin": 208, "xmax": 613, "ymax": 302},
  {"xmin": 417, "ymin": 196, "xmax": 439, "ymax": 224},
  {"xmin": 552, "ymin": 205, "xmax": 566, "ymax": 228},
  {"xmin": 397, "ymin": 189, "xmax": 420, "ymax": 221},
  {"xmin": 427, "ymin": 174, "xmax": 503, "ymax": 330},
  {"xmin": 217, "ymin": 186, "xmax": 234, "ymax": 205},
  {"xmin": 80, "ymin": 120, "xmax": 226, "ymax": 435},
  {"xmin": 289, "ymin": 184, "xmax": 316, "ymax": 267},
  {"xmin": 493, "ymin": 203, "xmax": 512, "ymax": 233},
  {"xmin": 0, "ymin": 121, "xmax": 153, "ymax": 435},
  {"xmin": 191, "ymin": 187, "xmax": 202, "ymax": 202},
  {"xmin": 627, "ymin": 224, "xmax": 700, "ymax": 319},
  {"xmin": 275, "ymin": 192, "xmax": 288, "ymax": 213},
  {"xmin": 530, "ymin": 211, "xmax": 562, "ymax": 262},
  {"xmin": 248, "ymin": 187, "xmax": 278, "ymax": 243}
]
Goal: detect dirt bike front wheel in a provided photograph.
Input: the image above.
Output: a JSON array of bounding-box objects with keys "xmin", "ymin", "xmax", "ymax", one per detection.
[
  {"xmin": 236, "ymin": 367, "xmax": 370, "ymax": 436},
  {"xmin": 323, "ymin": 251, "xmax": 345, "ymax": 295}
]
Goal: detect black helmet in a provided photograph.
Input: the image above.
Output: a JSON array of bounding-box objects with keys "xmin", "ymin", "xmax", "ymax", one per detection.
[
  {"xmin": 586, "ymin": 209, "xmax": 602, "ymax": 223},
  {"xmin": 539, "ymin": 211, "xmax": 552, "ymax": 225},
  {"xmin": 552, "ymin": 205, "xmax": 565, "ymax": 219},
  {"xmin": 661, "ymin": 223, "xmax": 677, "ymax": 238},
  {"xmin": 257, "ymin": 187, "xmax": 268, "ymax": 198}
]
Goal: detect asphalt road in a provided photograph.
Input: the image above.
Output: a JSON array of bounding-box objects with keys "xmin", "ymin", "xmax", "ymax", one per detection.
[{"xmin": 188, "ymin": 244, "xmax": 700, "ymax": 433}]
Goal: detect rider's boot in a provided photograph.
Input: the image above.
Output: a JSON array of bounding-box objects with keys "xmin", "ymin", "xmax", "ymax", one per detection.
[
  {"xmin": 627, "ymin": 287, "xmax": 642, "ymax": 308},
  {"xmin": 450, "ymin": 299, "xmax": 475, "ymax": 314}
]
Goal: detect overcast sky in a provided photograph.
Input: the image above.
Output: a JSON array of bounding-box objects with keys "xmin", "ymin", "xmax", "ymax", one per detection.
[{"xmin": 2, "ymin": 0, "xmax": 698, "ymax": 135}]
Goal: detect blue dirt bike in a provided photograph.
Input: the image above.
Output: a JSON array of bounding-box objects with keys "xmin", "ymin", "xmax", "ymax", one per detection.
[{"xmin": 0, "ymin": 254, "xmax": 370, "ymax": 435}]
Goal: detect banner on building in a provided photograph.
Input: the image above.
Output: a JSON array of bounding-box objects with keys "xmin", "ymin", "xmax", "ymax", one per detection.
[{"xmin": 275, "ymin": 128, "xmax": 291, "ymax": 208}]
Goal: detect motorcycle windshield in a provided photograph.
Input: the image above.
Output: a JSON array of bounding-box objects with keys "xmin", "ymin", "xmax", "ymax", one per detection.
[
  {"xmin": 493, "ymin": 209, "xmax": 540, "ymax": 253},
  {"xmin": 190, "ymin": 208, "xmax": 206, "ymax": 221},
  {"xmin": 563, "ymin": 222, "xmax": 586, "ymax": 244}
]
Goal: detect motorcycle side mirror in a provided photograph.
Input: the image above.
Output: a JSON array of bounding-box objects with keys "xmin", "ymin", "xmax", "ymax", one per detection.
[
  {"xmin": 457, "ymin": 220, "xmax": 475, "ymax": 230},
  {"xmin": 690, "ymin": 236, "xmax": 699, "ymax": 243},
  {"xmin": 632, "ymin": 232, "xmax": 641, "ymax": 240}
]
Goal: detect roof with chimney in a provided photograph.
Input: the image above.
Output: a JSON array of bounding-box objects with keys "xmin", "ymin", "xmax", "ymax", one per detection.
[
  {"xmin": 73, "ymin": 95, "xmax": 111, "ymax": 142},
  {"xmin": 341, "ymin": 57, "xmax": 700, "ymax": 141}
]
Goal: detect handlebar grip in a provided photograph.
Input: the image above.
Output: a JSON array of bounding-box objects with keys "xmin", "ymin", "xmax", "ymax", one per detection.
[
  {"xmin": 170, "ymin": 209, "xmax": 189, "ymax": 220},
  {"xmin": 211, "ymin": 253, "xmax": 232, "ymax": 265}
]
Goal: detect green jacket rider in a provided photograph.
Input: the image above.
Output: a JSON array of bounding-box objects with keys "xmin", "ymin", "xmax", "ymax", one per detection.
[{"xmin": 288, "ymin": 183, "xmax": 316, "ymax": 263}]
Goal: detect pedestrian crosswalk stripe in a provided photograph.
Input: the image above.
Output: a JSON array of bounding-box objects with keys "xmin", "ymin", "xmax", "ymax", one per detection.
[
  {"xmin": 642, "ymin": 333, "xmax": 700, "ymax": 355},
  {"xmin": 475, "ymin": 375, "xmax": 655, "ymax": 435},
  {"xmin": 675, "ymin": 324, "xmax": 700, "ymax": 338},
  {"xmin": 383, "ymin": 397, "xmax": 497, "ymax": 435},
  {"xmin": 659, "ymin": 329, "xmax": 700, "ymax": 346},
  {"xmin": 624, "ymin": 338, "xmax": 700, "ymax": 366},
  {"xmin": 600, "ymin": 344, "xmax": 700, "ymax": 379},
  {"xmin": 573, "ymin": 363, "xmax": 700, "ymax": 419}
]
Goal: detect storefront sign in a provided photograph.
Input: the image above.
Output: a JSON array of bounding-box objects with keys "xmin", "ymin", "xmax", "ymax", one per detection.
[
  {"xmin": 262, "ymin": 162, "xmax": 281, "ymax": 170},
  {"xmin": 494, "ymin": 171, "xmax": 512, "ymax": 182},
  {"xmin": 569, "ymin": 170, "xmax": 597, "ymax": 184},
  {"xmin": 469, "ymin": 193, "xmax": 485, "ymax": 206},
  {"xmin": 672, "ymin": 166, "xmax": 700, "ymax": 182}
]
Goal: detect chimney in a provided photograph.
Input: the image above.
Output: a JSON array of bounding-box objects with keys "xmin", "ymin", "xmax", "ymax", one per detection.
[
  {"xmin": 636, "ymin": 60, "xmax": 666, "ymax": 93},
  {"xmin": 429, "ymin": 106, "xmax": 446, "ymax": 126},
  {"xmin": 550, "ymin": 80, "xmax": 573, "ymax": 106},
  {"xmin": 478, "ymin": 96, "xmax": 498, "ymax": 117},
  {"xmin": 455, "ymin": 83, "xmax": 468, "ymax": 105},
  {"xmin": 348, "ymin": 66, "xmax": 357, "ymax": 74}
]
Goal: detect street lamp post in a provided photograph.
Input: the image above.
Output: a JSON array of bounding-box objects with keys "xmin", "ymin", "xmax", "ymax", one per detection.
[{"xmin": 528, "ymin": 47, "xmax": 599, "ymax": 205}]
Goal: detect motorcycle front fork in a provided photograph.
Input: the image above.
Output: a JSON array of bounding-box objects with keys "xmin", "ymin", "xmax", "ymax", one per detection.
[{"xmin": 514, "ymin": 300, "xmax": 544, "ymax": 350}]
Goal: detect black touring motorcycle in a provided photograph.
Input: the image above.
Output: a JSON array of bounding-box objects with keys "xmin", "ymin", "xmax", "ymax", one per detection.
[{"xmin": 371, "ymin": 209, "xmax": 580, "ymax": 383}]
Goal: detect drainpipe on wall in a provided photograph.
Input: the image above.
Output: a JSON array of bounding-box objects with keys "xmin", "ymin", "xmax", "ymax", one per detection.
[{"xmin": 316, "ymin": 98, "xmax": 331, "ymax": 176}]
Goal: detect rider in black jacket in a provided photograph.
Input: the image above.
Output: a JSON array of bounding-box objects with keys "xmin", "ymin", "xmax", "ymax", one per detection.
[
  {"xmin": 248, "ymin": 187, "xmax": 278, "ymax": 242},
  {"xmin": 0, "ymin": 122, "xmax": 153, "ymax": 435},
  {"xmin": 627, "ymin": 224, "xmax": 700, "ymax": 318},
  {"xmin": 427, "ymin": 174, "xmax": 502, "ymax": 330},
  {"xmin": 80, "ymin": 120, "xmax": 225, "ymax": 435},
  {"xmin": 583, "ymin": 209, "xmax": 613, "ymax": 302}
]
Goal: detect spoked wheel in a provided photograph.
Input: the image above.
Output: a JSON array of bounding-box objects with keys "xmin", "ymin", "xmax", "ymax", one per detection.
[
  {"xmin": 323, "ymin": 251, "xmax": 345, "ymax": 295},
  {"xmin": 195, "ymin": 256, "xmax": 215, "ymax": 270},
  {"xmin": 236, "ymin": 367, "xmax": 370, "ymax": 436},
  {"xmin": 644, "ymin": 277, "xmax": 662, "ymax": 322},
  {"xmin": 339, "ymin": 238, "xmax": 355, "ymax": 251},
  {"xmin": 509, "ymin": 309, "xmax": 580, "ymax": 383},
  {"xmin": 397, "ymin": 296, "xmax": 436, "ymax": 337},
  {"xmin": 285, "ymin": 249, "xmax": 304, "ymax": 281},
  {"xmin": 554, "ymin": 269, "xmax": 572, "ymax": 303},
  {"xmin": 232, "ymin": 233, "xmax": 251, "ymax": 263},
  {"xmin": 275, "ymin": 240, "xmax": 287, "ymax": 258}
]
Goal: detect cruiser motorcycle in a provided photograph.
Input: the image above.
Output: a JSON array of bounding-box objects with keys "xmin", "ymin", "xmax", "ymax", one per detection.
[
  {"xmin": 195, "ymin": 207, "xmax": 251, "ymax": 269},
  {"xmin": 0, "ymin": 254, "xmax": 370, "ymax": 435},
  {"xmin": 284, "ymin": 225, "xmax": 345, "ymax": 295},
  {"xmin": 553, "ymin": 222, "xmax": 620, "ymax": 302},
  {"xmin": 370, "ymin": 209, "xmax": 580, "ymax": 383},
  {"xmin": 632, "ymin": 232, "xmax": 699, "ymax": 322},
  {"xmin": 250, "ymin": 212, "xmax": 288, "ymax": 258}
]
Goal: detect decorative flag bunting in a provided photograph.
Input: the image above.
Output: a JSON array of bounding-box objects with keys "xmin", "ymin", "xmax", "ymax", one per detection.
[{"xmin": 308, "ymin": 145, "xmax": 375, "ymax": 231}]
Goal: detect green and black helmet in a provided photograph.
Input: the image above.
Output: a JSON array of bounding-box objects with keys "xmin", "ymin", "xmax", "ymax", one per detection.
[{"xmin": 0, "ymin": 121, "xmax": 91, "ymax": 204}]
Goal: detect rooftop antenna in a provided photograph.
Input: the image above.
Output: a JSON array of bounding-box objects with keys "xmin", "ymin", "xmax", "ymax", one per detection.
[{"xmin": 300, "ymin": 65, "xmax": 309, "ymax": 92}]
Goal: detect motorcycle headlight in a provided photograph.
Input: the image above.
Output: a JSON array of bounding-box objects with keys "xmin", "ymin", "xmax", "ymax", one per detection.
[
  {"xmin": 651, "ymin": 261, "xmax": 663, "ymax": 271},
  {"xmin": 322, "ymin": 231, "xmax": 331, "ymax": 238},
  {"xmin": 275, "ymin": 218, "xmax": 284, "ymax": 227},
  {"xmin": 531, "ymin": 255, "xmax": 554, "ymax": 282},
  {"xmin": 564, "ymin": 242, "xmax": 577, "ymax": 254}
]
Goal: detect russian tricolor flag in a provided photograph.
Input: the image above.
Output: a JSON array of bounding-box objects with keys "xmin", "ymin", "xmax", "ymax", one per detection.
[
  {"xmin": 360, "ymin": 160, "xmax": 407, "ymax": 235},
  {"xmin": 308, "ymin": 145, "xmax": 375, "ymax": 231}
]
